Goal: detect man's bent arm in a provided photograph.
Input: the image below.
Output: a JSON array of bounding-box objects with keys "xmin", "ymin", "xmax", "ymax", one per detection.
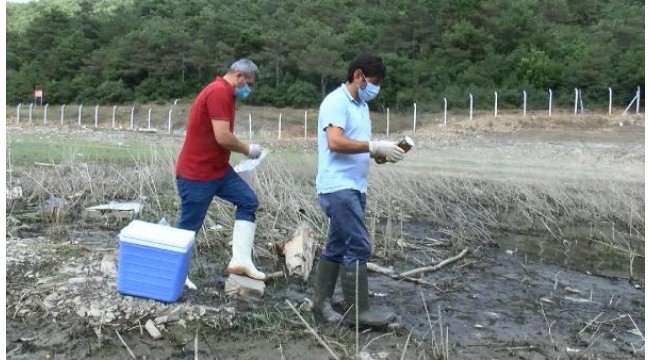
[
  {"xmin": 325, "ymin": 126, "xmax": 369, "ymax": 154},
  {"xmin": 212, "ymin": 119, "xmax": 250, "ymax": 155}
]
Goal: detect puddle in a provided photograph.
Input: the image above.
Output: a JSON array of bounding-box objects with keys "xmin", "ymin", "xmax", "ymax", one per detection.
[
  {"xmin": 496, "ymin": 229, "xmax": 644, "ymax": 280},
  {"xmin": 402, "ymin": 222, "xmax": 644, "ymax": 281}
]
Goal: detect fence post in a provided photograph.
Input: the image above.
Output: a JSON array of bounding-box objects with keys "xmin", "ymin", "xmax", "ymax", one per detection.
[
  {"xmin": 147, "ymin": 108, "xmax": 152, "ymax": 129},
  {"xmin": 548, "ymin": 89, "xmax": 553, "ymax": 117},
  {"xmin": 78, "ymin": 104, "xmax": 83, "ymax": 126},
  {"xmin": 29, "ymin": 103, "xmax": 33, "ymax": 123},
  {"xmin": 249, "ymin": 113, "xmax": 252, "ymax": 141},
  {"xmin": 443, "ymin": 98, "xmax": 447, "ymax": 126},
  {"xmin": 469, "ymin": 94, "xmax": 473, "ymax": 122},
  {"xmin": 386, "ymin": 108, "xmax": 390, "ymax": 135},
  {"xmin": 112, "ymin": 105, "xmax": 117, "ymax": 129},
  {"xmin": 413, "ymin": 103, "xmax": 417, "ymax": 131},
  {"xmin": 574, "ymin": 88, "xmax": 578, "ymax": 115},
  {"xmin": 61, "ymin": 104, "xmax": 65, "ymax": 125},
  {"xmin": 278, "ymin": 113, "xmax": 282, "ymax": 139},
  {"xmin": 636, "ymin": 86, "xmax": 640, "ymax": 114},
  {"xmin": 130, "ymin": 106, "xmax": 135, "ymax": 130},
  {"xmin": 304, "ymin": 110, "xmax": 308, "ymax": 139},
  {"xmin": 523, "ymin": 90, "xmax": 527, "ymax": 117},
  {"xmin": 494, "ymin": 91, "xmax": 498, "ymax": 117},
  {"xmin": 16, "ymin": 103, "xmax": 21, "ymax": 124},
  {"xmin": 94, "ymin": 105, "xmax": 99, "ymax": 127},
  {"xmin": 579, "ymin": 89, "xmax": 584, "ymax": 114},
  {"xmin": 44, "ymin": 103, "xmax": 48, "ymax": 124},
  {"xmin": 608, "ymin": 87, "xmax": 613, "ymax": 115},
  {"xmin": 167, "ymin": 107, "xmax": 173, "ymax": 133}
]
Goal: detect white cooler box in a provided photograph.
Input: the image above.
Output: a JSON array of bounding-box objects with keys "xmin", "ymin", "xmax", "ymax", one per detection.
[{"xmin": 117, "ymin": 220, "xmax": 195, "ymax": 303}]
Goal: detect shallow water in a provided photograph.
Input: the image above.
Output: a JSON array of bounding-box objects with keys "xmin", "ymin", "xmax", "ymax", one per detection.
[{"xmin": 497, "ymin": 229, "xmax": 644, "ymax": 280}]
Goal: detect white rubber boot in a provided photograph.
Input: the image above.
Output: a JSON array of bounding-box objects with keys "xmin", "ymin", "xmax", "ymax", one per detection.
[{"xmin": 227, "ymin": 220, "xmax": 266, "ymax": 280}]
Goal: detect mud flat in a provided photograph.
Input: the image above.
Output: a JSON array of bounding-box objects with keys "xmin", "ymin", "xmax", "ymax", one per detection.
[{"xmin": 6, "ymin": 124, "xmax": 644, "ymax": 359}]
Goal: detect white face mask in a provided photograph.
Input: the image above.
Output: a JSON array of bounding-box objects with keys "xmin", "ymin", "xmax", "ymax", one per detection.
[{"xmin": 359, "ymin": 73, "xmax": 380, "ymax": 101}]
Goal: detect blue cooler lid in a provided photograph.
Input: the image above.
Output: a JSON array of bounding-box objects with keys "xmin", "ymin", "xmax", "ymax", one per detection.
[{"xmin": 119, "ymin": 220, "xmax": 195, "ymax": 252}]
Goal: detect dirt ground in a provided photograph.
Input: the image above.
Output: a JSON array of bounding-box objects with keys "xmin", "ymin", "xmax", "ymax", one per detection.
[{"xmin": 5, "ymin": 122, "xmax": 645, "ymax": 359}]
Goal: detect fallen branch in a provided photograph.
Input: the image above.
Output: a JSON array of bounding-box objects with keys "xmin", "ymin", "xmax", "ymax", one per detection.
[
  {"xmin": 265, "ymin": 271, "xmax": 286, "ymax": 281},
  {"xmin": 627, "ymin": 314, "xmax": 645, "ymax": 342},
  {"xmin": 399, "ymin": 247, "xmax": 469, "ymax": 278},
  {"xmin": 366, "ymin": 262, "xmax": 396, "ymax": 276},
  {"xmin": 285, "ymin": 299, "xmax": 339, "ymax": 360},
  {"xmin": 367, "ymin": 263, "xmax": 443, "ymax": 291},
  {"xmin": 578, "ymin": 312, "xmax": 603, "ymax": 337},
  {"xmin": 115, "ymin": 330, "xmax": 137, "ymax": 359}
]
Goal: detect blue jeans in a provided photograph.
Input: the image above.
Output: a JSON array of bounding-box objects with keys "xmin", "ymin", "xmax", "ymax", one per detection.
[
  {"xmin": 176, "ymin": 167, "xmax": 259, "ymax": 232},
  {"xmin": 318, "ymin": 189, "xmax": 371, "ymax": 267}
]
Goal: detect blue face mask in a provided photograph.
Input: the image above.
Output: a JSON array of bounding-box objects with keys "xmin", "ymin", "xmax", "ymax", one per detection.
[
  {"xmin": 358, "ymin": 73, "xmax": 380, "ymax": 102},
  {"xmin": 235, "ymin": 77, "xmax": 252, "ymax": 99}
]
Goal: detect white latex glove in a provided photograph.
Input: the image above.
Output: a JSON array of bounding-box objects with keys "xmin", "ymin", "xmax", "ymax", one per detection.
[
  {"xmin": 247, "ymin": 144, "xmax": 263, "ymax": 159},
  {"xmin": 369, "ymin": 140, "xmax": 405, "ymax": 163}
]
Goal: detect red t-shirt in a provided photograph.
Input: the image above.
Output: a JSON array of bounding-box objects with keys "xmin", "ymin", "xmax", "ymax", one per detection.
[{"xmin": 176, "ymin": 77, "xmax": 235, "ymax": 180}]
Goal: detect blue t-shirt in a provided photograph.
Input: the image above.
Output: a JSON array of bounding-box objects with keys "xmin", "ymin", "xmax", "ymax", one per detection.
[{"xmin": 316, "ymin": 84, "xmax": 372, "ymax": 194}]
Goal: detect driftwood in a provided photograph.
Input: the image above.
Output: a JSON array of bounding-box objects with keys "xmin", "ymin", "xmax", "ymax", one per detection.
[
  {"xmin": 367, "ymin": 263, "xmax": 441, "ymax": 289},
  {"xmin": 367, "ymin": 247, "xmax": 469, "ymax": 289},
  {"xmin": 264, "ymin": 271, "xmax": 285, "ymax": 281},
  {"xmin": 280, "ymin": 222, "xmax": 317, "ymax": 282},
  {"xmin": 398, "ymin": 248, "xmax": 469, "ymax": 278}
]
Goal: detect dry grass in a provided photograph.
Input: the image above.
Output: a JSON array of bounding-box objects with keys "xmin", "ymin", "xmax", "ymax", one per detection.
[{"xmin": 6, "ymin": 143, "xmax": 644, "ymax": 260}]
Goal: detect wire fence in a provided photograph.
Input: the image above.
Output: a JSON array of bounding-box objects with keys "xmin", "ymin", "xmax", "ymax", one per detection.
[{"xmin": 5, "ymin": 86, "xmax": 644, "ymax": 139}]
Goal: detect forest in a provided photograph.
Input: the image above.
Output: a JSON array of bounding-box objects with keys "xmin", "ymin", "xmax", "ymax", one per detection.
[{"xmin": 6, "ymin": 0, "xmax": 645, "ymax": 111}]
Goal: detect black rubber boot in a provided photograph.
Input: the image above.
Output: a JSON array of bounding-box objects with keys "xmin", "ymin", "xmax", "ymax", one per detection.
[
  {"xmin": 312, "ymin": 260, "xmax": 343, "ymax": 324},
  {"xmin": 341, "ymin": 263, "xmax": 396, "ymax": 327}
]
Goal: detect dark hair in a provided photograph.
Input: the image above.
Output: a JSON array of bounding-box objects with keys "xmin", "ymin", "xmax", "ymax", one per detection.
[{"xmin": 346, "ymin": 53, "xmax": 386, "ymax": 82}]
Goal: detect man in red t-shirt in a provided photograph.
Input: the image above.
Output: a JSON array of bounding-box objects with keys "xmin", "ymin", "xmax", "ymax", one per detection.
[{"xmin": 176, "ymin": 59, "xmax": 266, "ymax": 280}]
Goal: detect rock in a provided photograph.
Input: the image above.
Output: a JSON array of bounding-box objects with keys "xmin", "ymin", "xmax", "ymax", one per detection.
[
  {"xmin": 224, "ymin": 274, "xmax": 265, "ymax": 299},
  {"xmin": 155, "ymin": 315, "xmax": 169, "ymax": 324},
  {"xmin": 145, "ymin": 320, "xmax": 163, "ymax": 340},
  {"xmin": 42, "ymin": 197, "xmax": 69, "ymax": 213},
  {"xmin": 88, "ymin": 309, "xmax": 102, "ymax": 318},
  {"xmin": 76, "ymin": 309, "xmax": 87, "ymax": 317},
  {"xmin": 104, "ymin": 312, "xmax": 116, "ymax": 323},
  {"xmin": 68, "ymin": 277, "xmax": 87, "ymax": 285},
  {"xmin": 178, "ymin": 319, "xmax": 187, "ymax": 328},
  {"xmin": 387, "ymin": 322, "xmax": 401, "ymax": 330},
  {"xmin": 223, "ymin": 307, "xmax": 236, "ymax": 315},
  {"xmin": 19, "ymin": 335, "xmax": 38, "ymax": 342},
  {"xmin": 100, "ymin": 254, "xmax": 117, "ymax": 278},
  {"xmin": 7, "ymin": 186, "xmax": 23, "ymax": 200},
  {"xmin": 43, "ymin": 294, "xmax": 57, "ymax": 310}
]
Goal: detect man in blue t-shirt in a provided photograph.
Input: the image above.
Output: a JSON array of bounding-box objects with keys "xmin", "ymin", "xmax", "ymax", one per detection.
[{"xmin": 312, "ymin": 54, "xmax": 406, "ymax": 327}]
